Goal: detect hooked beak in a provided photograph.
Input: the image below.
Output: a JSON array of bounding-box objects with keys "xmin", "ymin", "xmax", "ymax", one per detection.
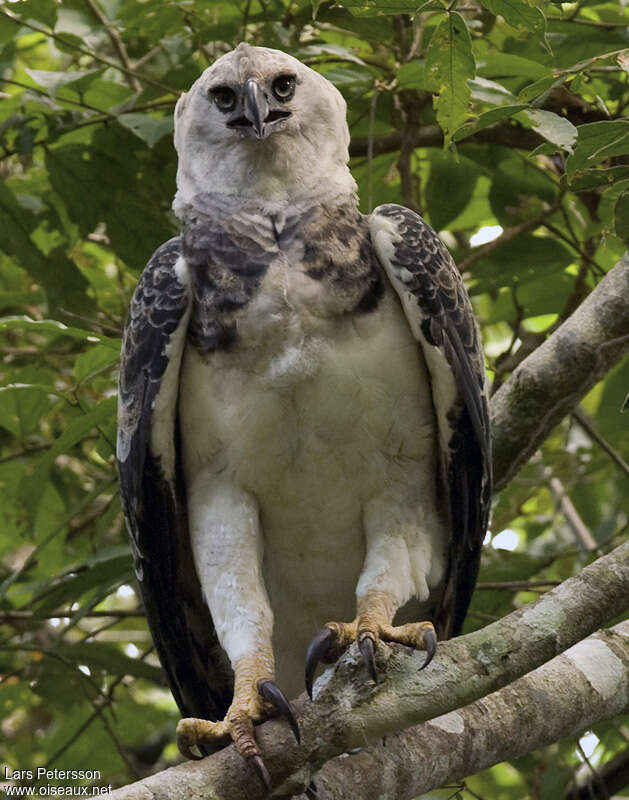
[
  {"xmin": 243, "ymin": 77, "xmax": 269, "ymax": 140},
  {"xmin": 227, "ymin": 78, "xmax": 291, "ymax": 140}
]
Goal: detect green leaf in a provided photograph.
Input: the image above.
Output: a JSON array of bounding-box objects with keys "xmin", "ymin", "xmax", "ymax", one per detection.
[
  {"xmin": 478, "ymin": 0, "xmax": 545, "ymax": 31},
  {"xmin": 74, "ymin": 344, "xmax": 121, "ymax": 383},
  {"xmin": 20, "ymin": 396, "xmax": 117, "ymax": 515},
  {"xmin": 397, "ymin": 60, "xmax": 437, "ymax": 92},
  {"xmin": 469, "ymin": 77, "xmax": 519, "ymax": 106},
  {"xmin": 520, "ymin": 109, "xmax": 577, "ymax": 152},
  {"xmin": 0, "ymin": 185, "xmax": 92, "ymax": 313},
  {"xmin": 566, "ymin": 120, "xmax": 629, "ymax": 179},
  {"xmin": 453, "ymin": 104, "xmax": 528, "ymax": 142},
  {"xmin": 46, "ymin": 127, "xmax": 175, "ymax": 267},
  {"xmin": 470, "ymin": 234, "xmax": 574, "ymax": 293},
  {"xmin": 12, "ymin": 0, "xmax": 58, "ymax": 28},
  {"xmin": 297, "ymin": 43, "xmax": 368, "ymax": 66},
  {"xmin": 425, "ymin": 153, "xmax": 481, "ymax": 231},
  {"xmin": 342, "ymin": 0, "xmax": 442, "ymax": 14},
  {"xmin": 55, "ymin": 641, "xmax": 163, "ymax": 682},
  {"xmin": 33, "ymin": 548, "xmax": 133, "ymax": 613},
  {"xmin": 0, "ymin": 316, "xmax": 120, "ymax": 349},
  {"xmin": 0, "ymin": 384, "xmax": 57, "ymax": 438},
  {"xmin": 518, "ymin": 74, "xmax": 564, "ymax": 104},
  {"xmin": 566, "ymin": 166, "xmax": 629, "ymax": 192},
  {"xmin": 425, "ymin": 13, "xmax": 475, "ymax": 148},
  {"xmin": 24, "ymin": 69, "xmax": 102, "ymax": 99},
  {"xmin": 488, "ymin": 156, "xmax": 557, "ymax": 225},
  {"xmin": 477, "ymin": 53, "xmax": 551, "ymax": 81},
  {"xmin": 117, "ymin": 113, "xmax": 174, "ymax": 148},
  {"xmin": 614, "ymin": 192, "xmax": 629, "ymax": 245}
]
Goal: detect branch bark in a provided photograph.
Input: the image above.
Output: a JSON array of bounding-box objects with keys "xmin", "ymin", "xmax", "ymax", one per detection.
[
  {"xmin": 491, "ymin": 254, "xmax": 629, "ymax": 491},
  {"xmin": 348, "ymin": 122, "xmax": 545, "ymax": 158},
  {"xmin": 301, "ymin": 621, "xmax": 629, "ymax": 800},
  {"xmin": 107, "ymin": 542, "xmax": 629, "ymax": 800}
]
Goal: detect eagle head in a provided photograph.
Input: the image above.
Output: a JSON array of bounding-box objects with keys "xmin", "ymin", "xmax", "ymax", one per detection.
[{"xmin": 172, "ymin": 43, "xmax": 356, "ymax": 213}]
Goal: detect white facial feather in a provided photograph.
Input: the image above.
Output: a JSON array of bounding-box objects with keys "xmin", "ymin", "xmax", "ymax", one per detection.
[{"xmin": 173, "ymin": 43, "xmax": 356, "ymax": 214}]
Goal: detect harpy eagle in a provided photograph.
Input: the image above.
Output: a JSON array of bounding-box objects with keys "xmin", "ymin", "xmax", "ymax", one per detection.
[{"xmin": 117, "ymin": 43, "xmax": 491, "ymax": 784}]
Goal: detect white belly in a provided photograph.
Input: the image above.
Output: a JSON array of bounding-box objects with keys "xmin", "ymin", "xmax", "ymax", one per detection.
[{"xmin": 179, "ymin": 288, "xmax": 443, "ymax": 694}]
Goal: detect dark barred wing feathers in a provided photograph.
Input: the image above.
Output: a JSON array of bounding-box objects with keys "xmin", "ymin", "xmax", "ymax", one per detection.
[
  {"xmin": 370, "ymin": 204, "xmax": 492, "ymax": 637},
  {"xmin": 117, "ymin": 237, "xmax": 232, "ymax": 722}
]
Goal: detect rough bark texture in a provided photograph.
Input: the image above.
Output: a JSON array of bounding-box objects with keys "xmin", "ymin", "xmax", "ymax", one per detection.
[
  {"xmin": 298, "ymin": 621, "xmax": 629, "ymax": 800},
  {"xmin": 348, "ymin": 122, "xmax": 545, "ymax": 158},
  {"xmin": 108, "ymin": 542, "xmax": 629, "ymax": 800},
  {"xmin": 491, "ymin": 255, "xmax": 629, "ymax": 490}
]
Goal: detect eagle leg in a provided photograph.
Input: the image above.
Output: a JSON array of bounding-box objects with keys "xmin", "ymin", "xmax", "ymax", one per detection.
[
  {"xmin": 176, "ymin": 654, "xmax": 299, "ymax": 789},
  {"xmin": 305, "ymin": 590, "xmax": 438, "ymax": 698}
]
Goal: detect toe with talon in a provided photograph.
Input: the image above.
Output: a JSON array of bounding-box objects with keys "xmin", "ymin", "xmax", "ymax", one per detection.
[
  {"xmin": 358, "ymin": 634, "xmax": 377, "ymax": 683},
  {"xmin": 305, "ymin": 627, "xmax": 333, "ymax": 699},
  {"xmin": 380, "ymin": 619, "xmax": 438, "ymax": 669},
  {"xmin": 176, "ymin": 718, "xmax": 209, "ymax": 761},
  {"xmin": 420, "ymin": 625, "xmax": 438, "ymax": 670},
  {"xmin": 251, "ymin": 754, "xmax": 272, "ymax": 791},
  {"xmin": 257, "ymin": 679, "xmax": 300, "ymax": 744}
]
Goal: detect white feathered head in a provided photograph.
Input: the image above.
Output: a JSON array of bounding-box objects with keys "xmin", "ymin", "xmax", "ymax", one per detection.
[{"xmin": 173, "ymin": 43, "xmax": 356, "ymax": 214}]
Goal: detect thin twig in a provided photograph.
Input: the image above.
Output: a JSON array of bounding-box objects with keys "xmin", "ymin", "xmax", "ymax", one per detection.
[
  {"xmin": 0, "ymin": 609, "xmax": 143, "ymax": 621},
  {"xmin": 476, "ymin": 580, "xmax": 561, "ymax": 591},
  {"xmin": 572, "ymin": 407, "xmax": 629, "ymax": 479},
  {"xmin": 83, "ymin": 0, "xmax": 141, "ymax": 92},
  {"xmin": 134, "ymin": 44, "xmax": 163, "ymax": 71},
  {"xmin": 45, "ymin": 645, "xmax": 154, "ymax": 770},
  {"xmin": 544, "ymin": 469, "xmax": 599, "ymax": 552},
  {"xmin": 543, "ymin": 221, "xmax": 605, "ymax": 276},
  {"xmin": 0, "ymin": 443, "xmax": 52, "ymax": 464},
  {"xmin": 0, "ymin": 476, "xmax": 118, "ymax": 599},
  {"xmin": 0, "ymin": 8, "xmax": 176, "ymax": 95},
  {"xmin": 0, "ymin": 77, "xmax": 116, "ymax": 117}
]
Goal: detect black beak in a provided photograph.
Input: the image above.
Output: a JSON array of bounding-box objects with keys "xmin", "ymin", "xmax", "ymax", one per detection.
[{"xmin": 243, "ymin": 77, "xmax": 269, "ymax": 140}]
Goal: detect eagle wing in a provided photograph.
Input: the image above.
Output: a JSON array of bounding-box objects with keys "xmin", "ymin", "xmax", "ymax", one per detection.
[
  {"xmin": 117, "ymin": 237, "xmax": 232, "ymax": 721},
  {"xmin": 369, "ymin": 204, "xmax": 492, "ymax": 637}
]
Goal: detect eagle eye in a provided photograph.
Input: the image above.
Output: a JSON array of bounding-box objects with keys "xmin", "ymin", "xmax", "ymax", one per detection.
[
  {"xmin": 210, "ymin": 86, "xmax": 237, "ymax": 112},
  {"xmin": 272, "ymin": 74, "xmax": 296, "ymax": 102}
]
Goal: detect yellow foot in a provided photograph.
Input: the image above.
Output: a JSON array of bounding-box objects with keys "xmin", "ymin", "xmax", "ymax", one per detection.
[
  {"xmin": 177, "ymin": 670, "xmax": 299, "ymax": 790},
  {"xmin": 305, "ymin": 592, "xmax": 437, "ymax": 698}
]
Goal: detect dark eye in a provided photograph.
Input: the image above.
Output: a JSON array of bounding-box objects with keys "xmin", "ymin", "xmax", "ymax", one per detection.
[
  {"xmin": 272, "ymin": 74, "xmax": 296, "ymax": 102},
  {"xmin": 209, "ymin": 86, "xmax": 237, "ymax": 112}
]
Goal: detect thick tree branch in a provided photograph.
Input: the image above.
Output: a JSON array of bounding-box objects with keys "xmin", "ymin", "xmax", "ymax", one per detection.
[
  {"xmin": 301, "ymin": 621, "xmax": 629, "ymax": 800},
  {"xmin": 491, "ymin": 254, "xmax": 629, "ymax": 491},
  {"xmin": 107, "ymin": 542, "xmax": 629, "ymax": 800},
  {"xmin": 349, "ymin": 122, "xmax": 544, "ymax": 158}
]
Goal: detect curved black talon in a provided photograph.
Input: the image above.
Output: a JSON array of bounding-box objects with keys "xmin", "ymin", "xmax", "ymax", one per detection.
[
  {"xmin": 305, "ymin": 626, "xmax": 335, "ymax": 699},
  {"xmin": 176, "ymin": 731, "xmax": 204, "ymax": 761},
  {"xmin": 251, "ymin": 754, "xmax": 272, "ymax": 792},
  {"xmin": 358, "ymin": 635, "xmax": 377, "ymax": 683},
  {"xmin": 258, "ymin": 679, "xmax": 301, "ymax": 744},
  {"xmin": 419, "ymin": 627, "xmax": 438, "ymax": 670}
]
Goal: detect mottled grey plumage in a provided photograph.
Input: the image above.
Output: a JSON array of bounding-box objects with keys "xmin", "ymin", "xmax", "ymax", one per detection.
[
  {"xmin": 116, "ymin": 43, "xmax": 491, "ymax": 770},
  {"xmin": 118, "ymin": 238, "xmax": 232, "ymax": 722},
  {"xmin": 371, "ymin": 204, "xmax": 491, "ymax": 635},
  {"xmin": 180, "ymin": 194, "xmax": 384, "ymax": 356}
]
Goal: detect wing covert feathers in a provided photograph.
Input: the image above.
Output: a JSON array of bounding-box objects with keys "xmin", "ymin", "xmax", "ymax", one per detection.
[
  {"xmin": 117, "ymin": 237, "xmax": 232, "ymax": 722},
  {"xmin": 370, "ymin": 204, "xmax": 492, "ymax": 637}
]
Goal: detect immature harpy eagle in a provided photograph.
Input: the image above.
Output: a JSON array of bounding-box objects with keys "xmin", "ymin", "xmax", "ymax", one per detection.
[{"xmin": 117, "ymin": 43, "xmax": 491, "ymax": 784}]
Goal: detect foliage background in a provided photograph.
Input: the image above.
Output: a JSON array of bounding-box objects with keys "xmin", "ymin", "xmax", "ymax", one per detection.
[{"xmin": 0, "ymin": 0, "xmax": 627, "ymax": 797}]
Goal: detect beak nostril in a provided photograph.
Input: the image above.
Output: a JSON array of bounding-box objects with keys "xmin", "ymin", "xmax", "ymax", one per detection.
[{"xmin": 265, "ymin": 110, "xmax": 291, "ymax": 124}]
